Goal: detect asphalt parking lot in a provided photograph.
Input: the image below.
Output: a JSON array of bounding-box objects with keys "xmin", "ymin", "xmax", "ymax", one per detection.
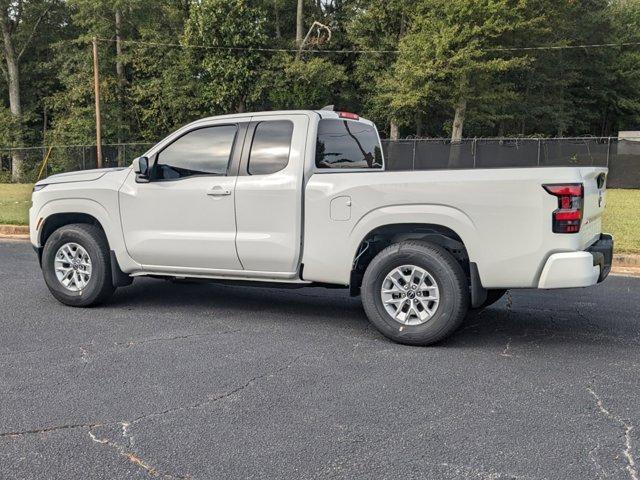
[{"xmin": 1, "ymin": 239, "xmax": 639, "ymax": 480}]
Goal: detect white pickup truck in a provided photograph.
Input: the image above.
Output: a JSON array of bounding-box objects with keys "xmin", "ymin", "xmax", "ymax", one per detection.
[{"xmin": 29, "ymin": 109, "xmax": 613, "ymax": 345}]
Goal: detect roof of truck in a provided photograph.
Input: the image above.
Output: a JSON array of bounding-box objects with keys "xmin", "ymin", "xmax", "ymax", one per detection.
[{"xmin": 188, "ymin": 110, "xmax": 375, "ymax": 127}]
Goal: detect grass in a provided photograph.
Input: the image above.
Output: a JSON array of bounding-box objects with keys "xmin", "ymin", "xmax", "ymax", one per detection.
[
  {"xmin": 0, "ymin": 183, "xmax": 32, "ymax": 225},
  {"xmin": 602, "ymin": 189, "xmax": 640, "ymax": 255},
  {"xmin": 0, "ymin": 183, "xmax": 638, "ymax": 254}
]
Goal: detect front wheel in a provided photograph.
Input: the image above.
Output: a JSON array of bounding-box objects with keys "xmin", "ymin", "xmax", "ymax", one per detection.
[
  {"xmin": 361, "ymin": 241, "xmax": 469, "ymax": 346},
  {"xmin": 41, "ymin": 223, "xmax": 115, "ymax": 307}
]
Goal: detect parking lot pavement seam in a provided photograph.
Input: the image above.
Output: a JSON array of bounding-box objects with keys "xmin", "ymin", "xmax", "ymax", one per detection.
[{"xmin": 587, "ymin": 384, "xmax": 639, "ymax": 480}]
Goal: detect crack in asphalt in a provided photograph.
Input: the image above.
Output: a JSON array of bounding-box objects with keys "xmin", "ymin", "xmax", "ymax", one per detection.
[
  {"xmin": 79, "ymin": 345, "xmax": 90, "ymax": 362},
  {"xmin": 129, "ymin": 355, "xmax": 302, "ymax": 426},
  {"xmin": 587, "ymin": 385, "xmax": 639, "ymax": 480},
  {"xmin": 436, "ymin": 461, "xmax": 536, "ymax": 479},
  {"xmin": 505, "ymin": 291, "xmax": 513, "ymax": 311},
  {"xmin": 85, "ymin": 358, "xmax": 301, "ymax": 479},
  {"xmin": 2, "ymin": 356, "xmax": 303, "ymax": 479},
  {"xmin": 0, "ymin": 330, "xmax": 241, "ymax": 360},
  {"xmin": 588, "ymin": 443, "xmax": 608, "ymax": 480},
  {"xmin": 0, "ymin": 342, "xmax": 95, "ymax": 358},
  {"xmin": 0, "ymin": 422, "xmax": 103, "ymax": 439},
  {"xmin": 88, "ymin": 429, "xmax": 188, "ymax": 479},
  {"xmin": 113, "ymin": 330, "xmax": 241, "ymax": 349},
  {"xmin": 500, "ymin": 337, "xmax": 514, "ymax": 357}
]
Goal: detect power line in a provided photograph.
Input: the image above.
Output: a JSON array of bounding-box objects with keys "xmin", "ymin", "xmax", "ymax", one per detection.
[
  {"xmin": 95, "ymin": 37, "xmax": 398, "ymax": 54},
  {"xmin": 94, "ymin": 37, "xmax": 640, "ymax": 54},
  {"xmin": 487, "ymin": 41, "xmax": 640, "ymax": 52}
]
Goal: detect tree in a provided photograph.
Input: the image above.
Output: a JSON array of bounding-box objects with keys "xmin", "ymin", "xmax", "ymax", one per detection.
[
  {"xmin": 387, "ymin": 0, "xmax": 539, "ymax": 147},
  {"xmin": 349, "ymin": 0, "xmax": 412, "ymax": 138},
  {"xmin": 602, "ymin": 0, "xmax": 640, "ymax": 133},
  {"xmin": 263, "ymin": 54, "xmax": 346, "ymax": 109},
  {"xmin": 0, "ymin": 0, "xmax": 54, "ymax": 181},
  {"xmin": 185, "ymin": 0, "xmax": 268, "ymax": 114}
]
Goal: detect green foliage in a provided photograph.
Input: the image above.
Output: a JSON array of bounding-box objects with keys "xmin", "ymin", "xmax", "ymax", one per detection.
[
  {"xmin": 185, "ymin": 0, "xmax": 268, "ymax": 114},
  {"xmin": 0, "ymin": 0, "xmax": 639, "ymax": 160},
  {"xmin": 264, "ymin": 55, "xmax": 347, "ymax": 109},
  {"xmin": 380, "ymin": 0, "xmax": 539, "ymax": 136},
  {"xmin": 0, "ymin": 107, "xmax": 21, "ymax": 146}
]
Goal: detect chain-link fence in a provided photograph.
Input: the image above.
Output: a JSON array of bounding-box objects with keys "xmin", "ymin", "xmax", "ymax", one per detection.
[
  {"xmin": 0, "ymin": 143, "xmax": 153, "ymax": 183},
  {"xmin": 1, "ymin": 137, "xmax": 639, "ymax": 188},
  {"xmin": 381, "ymin": 137, "xmax": 640, "ymax": 188}
]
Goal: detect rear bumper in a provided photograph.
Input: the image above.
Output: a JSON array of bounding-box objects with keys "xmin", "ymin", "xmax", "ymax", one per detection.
[{"xmin": 537, "ymin": 234, "xmax": 613, "ymax": 289}]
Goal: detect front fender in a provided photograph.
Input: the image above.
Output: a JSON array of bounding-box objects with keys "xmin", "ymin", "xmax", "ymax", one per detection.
[{"xmin": 31, "ymin": 198, "xmax": 140, "ymax": 273}]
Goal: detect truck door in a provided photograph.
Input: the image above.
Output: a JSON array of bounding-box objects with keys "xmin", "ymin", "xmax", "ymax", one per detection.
[
  {"xmin": 119, "ymin": 120, "xmax": 247, "ymax": 272},
  {"xmin": 233, "ymin": 114, "xmax": 309, "ymax": 273}
]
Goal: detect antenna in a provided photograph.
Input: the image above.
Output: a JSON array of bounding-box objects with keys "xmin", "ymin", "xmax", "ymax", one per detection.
[{"xmin": 320, "ymin": 105, "xmax": 335, "ymax": 111}]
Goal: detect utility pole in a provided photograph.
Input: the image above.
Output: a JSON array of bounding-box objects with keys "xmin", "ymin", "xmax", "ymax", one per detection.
[
  {"xmin": 115, "ymin": 9, "xmax": 124, "ymax": 166},
  {"xmin": 92, "ymin": 37, "xmax": 103, "ymax": 168}
]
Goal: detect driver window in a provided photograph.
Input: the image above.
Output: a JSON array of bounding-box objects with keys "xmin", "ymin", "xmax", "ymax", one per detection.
[{"xmin": 154, "ymin": 125, "xmax": 237, "ymax": 180}]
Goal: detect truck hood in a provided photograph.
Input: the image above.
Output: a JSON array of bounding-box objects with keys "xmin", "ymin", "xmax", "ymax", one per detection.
[{"xmin": 35, "ymin": 167, "xmax": 127, "ymax": 187}]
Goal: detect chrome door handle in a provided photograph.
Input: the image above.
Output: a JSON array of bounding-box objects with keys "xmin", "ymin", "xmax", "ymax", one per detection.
[{"xmin": 207, "ymin": 187, "xmax": 231, "ymax": 196}]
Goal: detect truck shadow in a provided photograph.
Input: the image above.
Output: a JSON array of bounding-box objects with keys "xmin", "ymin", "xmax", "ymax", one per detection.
[
  {"xmin": 107, "ymin": 278, "xmax": 638, "ymax": 349},
  {"xmin": 110, "ymin": 277, "xmax": 369, "ymax": 328}
]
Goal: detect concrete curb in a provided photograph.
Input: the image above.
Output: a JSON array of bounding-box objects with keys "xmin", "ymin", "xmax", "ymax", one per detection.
[
  {"xmin": 0, "ymin": 225, "xmax": 29, "ymax": 240},
  {"xmin": 0, "ymin": 224, "xmax": 29, "ymax": 236},
  {"xmin": 613, "ymin": 253, "xmax": 640, "ymax": 266}
]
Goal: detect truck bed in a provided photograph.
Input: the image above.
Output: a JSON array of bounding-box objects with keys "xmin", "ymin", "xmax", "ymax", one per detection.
[{"xmin": 302, "ymin": 166, "xmax": 607, "ymax": 288}]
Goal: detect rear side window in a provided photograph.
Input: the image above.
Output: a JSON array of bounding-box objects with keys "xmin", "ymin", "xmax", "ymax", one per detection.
[
  {"xmin": 155, "ymin": 125, "xmax": 237, "ymax": 180},
  {"xmin": 248, "ymin": 121, "xmax": 294, "ymax": 175},
  {"xmin": 316, "ymin": 119, "xmax": 383, "ymax": 169}
]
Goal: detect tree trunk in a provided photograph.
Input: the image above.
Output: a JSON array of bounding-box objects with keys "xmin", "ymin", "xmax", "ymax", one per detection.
[
  {"xmin": 390, "ymin": 120, "xmax": 399, "ymax": 140},
  {"xmin": 415, "ymin": 112, "xmax": 422, "ymax": 138},
  {"xmin": 296, "ymin": 0, "xmax": 303, "ymax": 48},
  {"xmin": 451, "ymin": 97, "xmax": 466, "ymax": 142},
  {"xmin": 448, "ymin": 97, "xmax": 466, "ymax": 167},
  {"xmin": 1, "ymin": 20, "xmax": 24, "ymax": 182}
]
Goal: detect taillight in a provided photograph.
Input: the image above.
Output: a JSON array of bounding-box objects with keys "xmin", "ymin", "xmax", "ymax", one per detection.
[
  {"xmin": 338, "ymin": 111, "xmax": 359, "ymax": 120},
  {"xmin": 543, "ymin": 183, "xmax": 583, "ymax": 233}
]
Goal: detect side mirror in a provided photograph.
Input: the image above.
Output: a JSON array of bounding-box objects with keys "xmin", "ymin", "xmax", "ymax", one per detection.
[{"xmin": 132, "ymin": 156, "xmax": 150, "ymax": 182}]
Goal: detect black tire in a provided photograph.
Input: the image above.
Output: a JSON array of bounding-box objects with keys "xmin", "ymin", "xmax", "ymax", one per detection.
[
  {"xmin": 41, "ymin": 223, "xmax": 116, "ymax": 307},
  {"xmin": 472, "ymin": 289, "xmax": 507, "ymax": 311},
  {"xmin": 361, "ymin": 241, "xmax": 469, "ymax": 346}
]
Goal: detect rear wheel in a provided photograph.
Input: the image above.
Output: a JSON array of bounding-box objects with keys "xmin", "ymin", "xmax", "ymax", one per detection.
[
  {"xmin": 41, "ymin": 223, "xmax": 115, "ymax": 307},
  {"xmin": 361, "ymin": 241, "xmax": 469, "ymax": 346}
]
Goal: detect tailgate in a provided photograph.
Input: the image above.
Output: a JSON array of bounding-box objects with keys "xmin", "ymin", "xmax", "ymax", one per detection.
[{"xmin": 580, "ymin": 167, "xmax": 608, "ymax": 247}]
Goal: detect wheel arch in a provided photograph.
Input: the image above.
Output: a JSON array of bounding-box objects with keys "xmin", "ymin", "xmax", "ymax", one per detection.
[
  {"xmin": 33, "ymin": 198, "xmax": 139, "ymax": 280},
  {"xmin": 349, "ymin": 221, "xmax": 486, "ymax": 306},
  {"xmin": 351, "ymin": 223, "xmax": 469, "ymax": 286},
  {"xmin": 40, "ymin": 212, "xmax": 108, "ymax": 251}
]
